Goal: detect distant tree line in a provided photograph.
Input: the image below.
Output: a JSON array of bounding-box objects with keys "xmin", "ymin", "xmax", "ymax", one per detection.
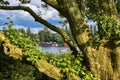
[
  {"xmin": 38, "ymin": 27, "xmax": 64, "ymax": 46},
  {"xmin": 18, "ymin": 26, "xmax": 64, "ymax": 46},
  {"xmin": 18, "ymin": 27, "xmax": 39, "ymax": 46}
]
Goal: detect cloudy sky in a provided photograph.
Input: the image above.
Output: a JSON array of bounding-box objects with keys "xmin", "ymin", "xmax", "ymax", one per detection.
[
  {"xmin": 0, "ymin": 0, "xmax": 64, "ymax": 33},
  {"xmin": 0, "ymin": 0, "xmax": 96, "ymax": 33}
]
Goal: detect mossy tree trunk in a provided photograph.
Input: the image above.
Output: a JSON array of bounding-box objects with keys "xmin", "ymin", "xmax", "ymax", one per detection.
[
  {"xmin": 85, "ymin": 0, "xmax": 120, "ymax": 79},
  {"xmin": 0, "ymin": 33, "xmax": 81, "ymax": 80},
  {"xmin": 0, "ymin": 0, "xmax": 120, "ymax": 79},
  {"xmin": 54, "ymin": 0, "xmax": 120, "ymax": 79},
  {"xmin": 85, "ymin": 40, "xmax": 120, "ymax": 80}
]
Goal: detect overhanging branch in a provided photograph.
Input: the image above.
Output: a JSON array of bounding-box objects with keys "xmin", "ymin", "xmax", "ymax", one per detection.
[
  {"xmin": 0, "ymin": 6, "xmax": 61, "ymax": 34},
  {"xmin": 42, "ymin": 0, "xmax": 59, "ymax": 10},
  {"xmin": 0, "ymin": 6, "xmax": 78, "ymax": 54}
]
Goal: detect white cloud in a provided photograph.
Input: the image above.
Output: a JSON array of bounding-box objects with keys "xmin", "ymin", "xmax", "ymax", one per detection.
[
  {"xmin": 5, "ymin": 0, "xmax": 20, "ymax": 5},
  {"xmin": 0, "ymin": 10, "xmax": 33, "ymax": 21},
  {"xmin": 0, "ymin": 25, "xmax": 3, "ymax": 30},
  {"xmin": 30, "ymin": 27, "xmax": 43, "ymax": 34},
  {"xmin": 0, "ymin": 0, "xmax": 64, "ymax": 34},
  {"xmin": 40, "ymin": 7, "xmax": 59, "ymax": 20},
  {"xmin": 3, "ymin": 0, "xmax": 34, "ymax": 20},
  {"xmin": 13, "ymin": 25, "xmax": 43, "ymax": 34},
  {"xmin": 13, "ymin": 25, "xmax": 28, "ymax": 30},
  {"xmin": 21, "ymin": 0, "xmax": 61, "ymax": 21},
  {"xmin": 87, "ymin": 21, "xmax": 97, "ymax": 26},
  {"xmin": 31, "ymin": 0, "xmax": 42, "ymax": 7},
  {"xmin": 17, "ymin": 10, "xmax": 33, "ymax": 20},
  {"xmin": 2, "ymin": 0, "xmax": 62, "ymax": 21},
  {"xmin": 0, "ymin": 10, "xmax": 8, "ymax": 16},
  {"xmin": 22, "ymin": 4, "xmax": 39, "ymax": 13}
]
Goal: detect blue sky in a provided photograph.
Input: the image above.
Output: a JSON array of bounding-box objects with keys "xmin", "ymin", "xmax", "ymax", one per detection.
[
  {"xmin": 0, "ymin": 0, "xmax": 64, "ymax": 33},
  {"xmin": 0, "ymin": 0, "xmax": 96, "ymax": 33}
]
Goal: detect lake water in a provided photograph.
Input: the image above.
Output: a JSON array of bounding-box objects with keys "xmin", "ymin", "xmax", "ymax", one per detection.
[{"xmin": 40, "ymin": 46, "xmax": 70, "ymax": 54}]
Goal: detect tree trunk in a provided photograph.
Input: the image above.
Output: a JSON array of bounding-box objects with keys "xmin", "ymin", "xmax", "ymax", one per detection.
[
  {"xmin": 84, "ymin": 0, "xmax": 120, "ymax": 79},
  {"xmin": 58, "ymin": 0, "xmax": 120, "ymax": 79},
  {"xmin": 84, "ymin": 40, "xmax": 120, "ymax": 80},
  {"xmin": 112, "ymin": 40, "xmax": 120, "ymax": 79},
  {"xmin": 57, "ymin": 0, "xmax": 89, "ymax": 52},
  {"xmin": 57, "ymin": 29, "xmax": 78, "ymax": 57},
  {"xmin": 0, "ymin": 33, "xmax": 81, "ymax": 80},
  {"xmin": 1, "ymin": 0, "xmax": 120, "ymax": 79}
]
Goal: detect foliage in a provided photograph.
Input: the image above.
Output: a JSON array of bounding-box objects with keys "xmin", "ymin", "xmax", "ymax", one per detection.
[
  {"xmin": 47, "ymin": 52, "xmax": 97, "ymax": 80},
  {"xmin": 98, "ymin": 16, "xmax": 120, "ymax": 39},
  {"xmin": 0, "ymin": 18, "xmax": 55, "ymax": 80},
  {"xmin": 0, "ymin": 0, "xmax": 9, "ymax": 6},
  {"xmin": 2, "ymin": 18, "xmax": 44, "ymax": 66},
  {"xmin": 3, "ymin": 18, "xmax": 32, "ymax": 50},
  {"xmin": 0, "ymin": 55, "xmax": 38, "ymax": 80},
  {"xmin": 26, "ymin": 27, "xmax": 39, "ymax": 46},
  {"xmin": 25, "ymin": 47, "xmax": 46, "ymax": 66},
  {"xmin": 0, "ymin": 16, "xmax": 98, "ymax": 80},
  {"xmin": 115, "ymin": 0, "xmax": 120, "ymax": 13},
  {"xmin": 0, "ymin": 52, "xmax": 53, "ymax": 80},
  {"xmin": 38, "ymin": 27, "xmax": 64, "ymax": 46},
  {"xmin": 88, "ymin": 15, "xmax": 120, "ymax": 41},
  {"xmin": 1, "ymin": 19, "xmax": 97, "ymax": 80}
]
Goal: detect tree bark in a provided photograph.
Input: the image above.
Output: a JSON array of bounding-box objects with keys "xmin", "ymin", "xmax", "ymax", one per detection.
[
  {"xmin": 0, "ymin": 33, "xmax": 81, "ymax": 80},
  {"xmin": 57, "ymin": 0, "xmax": 120, "ymax": 80},
  {"xmin": 85, "ymin": 41, "xmax": 113, "ymax": 79},
  {"xmin": 84, "ymin": 40, "xmax": 120, "ymax": 80},
  {"xmin": 56, "ymin": 0, "xmax": 89, "ymax": 52},
  {"xmin": 85, "ymin": 0, "xmax": 120, "ymax": 79},
  {"xmin": 112, "ymin": 40, "xmax": 120, "ymax": 79},
  {"xmin": 1, "ymin": 0, "xmax": 120, "ymax": 79}
]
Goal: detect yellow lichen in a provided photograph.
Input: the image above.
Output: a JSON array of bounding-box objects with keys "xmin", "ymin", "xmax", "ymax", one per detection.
[{"xmin": 0, "ymin": 33, "xmax": 5, "ymax": 42}]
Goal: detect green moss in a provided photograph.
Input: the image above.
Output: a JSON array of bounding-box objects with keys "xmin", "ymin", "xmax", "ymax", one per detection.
[{"xmin": 0, "ymin": 53, "xmax": 55, "ymax": 80}]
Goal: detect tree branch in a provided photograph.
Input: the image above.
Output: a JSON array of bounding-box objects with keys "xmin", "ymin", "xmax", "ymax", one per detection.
[
  {"xmin": 41, "ymin": 0, "xmax": 59, "ymax": 10},
  {"xmin": 41, "ymin": 0, "xmax": 67, "ymax": 18},
  {"xmin": 0, "ymin": 6, "xmax": 78, "ymax": 56},
  {"xmin": 0, "ymin": 6, "xmax": 61, "ymax": 35}
]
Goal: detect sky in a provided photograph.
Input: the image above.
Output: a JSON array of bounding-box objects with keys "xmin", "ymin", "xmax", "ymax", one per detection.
[{"xmin": 0, "ymin": 0, "xmax": 96, "ymax": 33}]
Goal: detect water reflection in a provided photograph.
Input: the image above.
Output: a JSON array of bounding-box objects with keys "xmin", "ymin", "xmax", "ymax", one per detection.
[{"xmin": 40, "ymin": 46, "xmax": 70, "ymax": 54}]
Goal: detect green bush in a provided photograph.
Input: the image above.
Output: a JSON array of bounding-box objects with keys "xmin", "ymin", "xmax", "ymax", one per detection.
[
  {"xmin": 0, "ymin": 19, "xmax": 53, "ymax": 80},
  {"xmin": 1, "ymin": 18, "xmax": 98, "ymax": 80},
  {"xmin": 46, "ymin": 52, "xmax": 97, "ymax": 80},
  {"xmin": 2, "ymin": 19, "xmax": 45, "ymax": 66},
  {"xmin": 0, "ymin": 53, "xmax": 50, "ymax": 80}
]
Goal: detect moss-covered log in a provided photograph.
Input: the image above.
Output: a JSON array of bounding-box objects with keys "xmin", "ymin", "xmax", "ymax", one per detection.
[{"xmin": 0, "ymin": 33, "xmax": 81, "ymax": 80}]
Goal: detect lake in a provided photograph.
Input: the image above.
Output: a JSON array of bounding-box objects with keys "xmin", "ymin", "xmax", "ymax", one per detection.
[{"xmin": 40, "ymin": 46, "xmax": 70, "ymax": 54}]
